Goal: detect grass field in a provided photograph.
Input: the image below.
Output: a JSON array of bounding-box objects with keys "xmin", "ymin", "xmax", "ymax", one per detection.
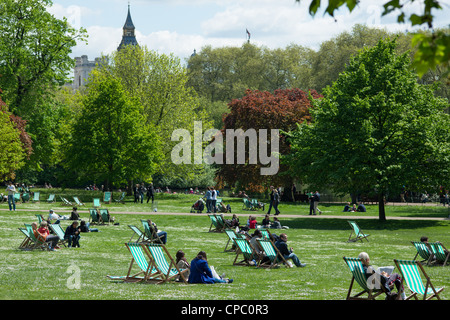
[{"xmin": 1, "ymin": 188, "xmax": 449, "ymax": 301}]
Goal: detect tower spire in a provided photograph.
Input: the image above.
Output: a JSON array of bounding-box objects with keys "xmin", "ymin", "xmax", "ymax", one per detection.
[{"xmin": 118, "ymin": 2, "xmax": 138, "ymax": 51}]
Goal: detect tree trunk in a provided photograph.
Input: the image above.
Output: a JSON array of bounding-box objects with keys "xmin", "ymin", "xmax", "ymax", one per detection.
[{"xmin": 378, "ymin": 192, "xmax": 386, "ymax": 221}]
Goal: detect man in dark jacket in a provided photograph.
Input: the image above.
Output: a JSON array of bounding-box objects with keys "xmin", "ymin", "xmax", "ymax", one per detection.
[{"xmin": 275, "ymin": 233, "xmax": 306, "ymax": 267}]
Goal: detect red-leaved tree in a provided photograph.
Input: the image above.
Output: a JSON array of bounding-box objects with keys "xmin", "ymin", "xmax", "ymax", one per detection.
[{"xmin": 216, "ymin": 88, "xmax": 322, "ymax": 193}]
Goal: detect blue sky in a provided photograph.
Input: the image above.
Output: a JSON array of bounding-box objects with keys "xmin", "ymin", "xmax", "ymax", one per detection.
[{"xmin": 49, "ymin": 0, "xmax": 450, "ymax": 61}]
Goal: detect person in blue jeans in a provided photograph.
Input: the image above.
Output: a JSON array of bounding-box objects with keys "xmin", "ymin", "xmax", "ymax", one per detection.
[
  {"xmin": 275, "ymin": 233, "xmax": 306, "ymax": 267},
  {"xmin": 6, "ymin": 182, "xmax": 16, "ymax": 211},
  {"xmin": 64, "ymin": 221, "xmax": 81, "ymax": 247},
  {"xmin": 188, "ymin": 251, "xmax": 233, "ymax": 284}
]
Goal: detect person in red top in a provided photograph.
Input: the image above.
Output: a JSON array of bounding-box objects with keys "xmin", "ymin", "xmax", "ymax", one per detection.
[
  {"xmin": 248, "ymin": 216, "xmax": 257, "ymax": 229},
  {"xmin": 36, "ymin": 221, "xmax": 60, "ymax": 250}
]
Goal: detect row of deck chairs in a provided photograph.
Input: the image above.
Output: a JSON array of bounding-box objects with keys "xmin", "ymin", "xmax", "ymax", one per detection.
[
  {"xmin": 107, "ymin": 242, "xmax": 188, "ymax": 284},
  {"xmin": 223, "ymin": 228, "xmax": 292, "ymax": 269},
  {"xmin": 18, "ymin": 222, "xmax": 68, "ymax": 251},
  {"xmin": 242, "ymin": 198, "xmax": 264, "ymax": 211},
  {"xmin": 411, "ymin": 241, "xmax": 450, "ymax": 266},
  {"xmin": 30, "ymin": 191, "xmax": 126, "ymax": 206},
  {"xmin": 88, "ymin": 208, "xmax": 114, "ymax": 225},
  {"xmin": 343, "ymin": 257, "xmax": 444, "ymax": 300}
]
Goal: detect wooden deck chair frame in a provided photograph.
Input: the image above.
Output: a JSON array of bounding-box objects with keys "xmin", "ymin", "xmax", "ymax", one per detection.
[
  {"xmin": 24, "ymin": 224, "xmax": 50, "ymax": 251},
  {"xmin": 46, "ymin": 194, "xmax": 55, "ymax": 203},
  {"xmin": 128, "ymin": 225, "xmax": 150, "ymax": 243},
  {"xmin": 103, "ymin": 191, "xmax": 112, "ymax": 204},
  {"xmin": 32, "ymin": 192, "xmax": 40, "ymax": 202},
  {"xmin": 394, "ymin": 259, "xmax": 444, "ymax": 300},
  {"xmin": 73, "ymin": 196, "xmax": 84, "ymax": 206},
  {"xmin": 140, "ymin": 220, "xmax": 164, "ymax": 244},
  {"xmin": 411, "ymin": 241, "xmax": 434, "ymax": 265},
  {"xmin": 429, "ymin": 242, "xmax": 450, "ymax": 266},
  {"xmin": 347, "ymin": 221, "xmax": 370, "ymax": 242},
  {"xmin": 89, "ymin": 208, "xmax": 100, "ymax": 224},
  {"xmin": 35, "ymin": 214, "xmax": 45, "ymax": 224},
  {"xmin": 343, "ymin": 257, "xmax": 388, "ymax": 300},
  {"xmin": 110, "ymin": 242, "xmax": 159, "ymax": 283},
  {"xmin": 142, "ymin": 243, "xmax": 189, "ymax": 284},
  {"xmin": 49, "ymin": 223, "xmax": 68, "ymax": 247},
  {"xmin": 242, "ymin": 198, "xmax": 255, "ymax": 211},
  {"xmin": 257, "ymin": 239, "xmax": 290, "ymax": 269},
  {"xmin": 232, "ymin": 238, "xmax": 261, "ymax": 266}
]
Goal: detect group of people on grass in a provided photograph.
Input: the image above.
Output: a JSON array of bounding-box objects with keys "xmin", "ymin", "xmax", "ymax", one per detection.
[{"xmin": 343, "ymin": 201, "xmax": 367, "ymax": 212}]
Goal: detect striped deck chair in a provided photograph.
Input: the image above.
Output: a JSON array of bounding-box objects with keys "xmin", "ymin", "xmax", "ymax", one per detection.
[
  {"xmin": 343, "ymin": 257, "xmax": 386, "ymax": 300},
  {"xmin": 32, "ymin": 192, "xmax": 40, "ymax": 202},
  {"xmin": 99, "ymin": 209, "xmax": 111, "ymax": 225},
  {"xmin": 224, "ymin": 229, "xmax": 244, "ymax": 252},
  {"xmin": 142, "ymin": 243, "xmax": 188, "ymax": 284},
  {"xmin": 257, "ymin": 239, "xmax": 290, "ymax": 269},
  {"xmin": 46, "ymin": 194, "xmax": 55, "ymax": 203},
  {"xmin": 73, "ymin": 196, "xmax": 84, "ymax": 206},
  {"xmin": 89, "ymin": 208, "xmax": 100, "ymax": 224},
  {"xmin": 49, "ymin": 223, "xmax": 68, "ymax": 247},
  {"xmin": 411, "ymin": 241, "xmax": 434, "ymax": 265},
  {"xmin": 232, "ymin": 238, "xmax": 261, "ymax": 266},
  {"xmin": 18, "ymin": 227, "xmax": 33, "ymax": 250},
  {"xmin": 242, "ymin": 198, "xmax": 255, "ymax": 211},
  {"xmin": 208, "ymin": 214, "xmax": 226, "ymax": 233},
  {"xmin": 60, "ymin": 196, "xmax": 73, "ymax": 206},
  {"xmin": 24, "ymin": 224, "xmax": 50, "ymax": 251},
  {"xmin": 429, "ymin": 242, "xmax": 450, "ymax": 266},
  {"xmin": 140, "ymin": 220, "xmax": 164, "ymax": 244},
  {"xmin": 93, "ymin": 198, "xmax": 101, "ymax": 208},
  {"xmin": 128, "ymin": 225, "xmax": 150, "ymax": 243},
  {"xmin": 347, "ymin": 221, "xmax": 370, "ymax": 242},
  {"xmin": 35, "ymin": 214, "xmax": 45, "ymax": 224},
  {"xmin": 394, "ymin": 259, "xmax": 444, "ymax": 300},
  {"xmin": 107, "ymin": 243, "xmax": 159, "ymax": 283},
  {"xmin": 103, "ymin": 191, "xmax": 112, "ymax": 204}
]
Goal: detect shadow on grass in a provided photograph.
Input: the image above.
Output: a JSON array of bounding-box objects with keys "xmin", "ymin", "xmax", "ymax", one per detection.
[{"xmin": 282, "ymin": 218, "xmax": 449, "ymax": 232}]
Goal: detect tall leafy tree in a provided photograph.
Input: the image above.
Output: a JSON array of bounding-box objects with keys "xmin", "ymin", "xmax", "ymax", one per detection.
[
  {"xmin": 285, "ymin": 38, "xmax": 450, "ymax": 220},
  {"xmin": 0, "ymin": 0, "xmax": 87, "ymax": 175},
  {"xmin": 65, "ymin": 71, "xmax": 162, "ymax": 189},
  {"xmin": 218, "ymin": 88, "xmax": 321, "ymax": 192}
]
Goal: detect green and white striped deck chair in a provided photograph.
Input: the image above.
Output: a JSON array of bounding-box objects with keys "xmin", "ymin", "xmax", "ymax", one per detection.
[
  {"xmin": 347, "ymin": 221, "xmax": 370, "ymax": 242},
  {"xmin": 35, "ymin": 214, "xmax": 45, "ymax": 224},
  {"xmin": 14, "ymin": 192, "xmax": 21, "ymax": 203},
  {"xmin": 411, "ymin": 241, "xmax": 434, "ymax": 265},
  {"xmin": 394, "ymin": 259, "xmax": 444, "ymax": 300},
  {"xmin": 142, "ymin": 243, "xmax": 188, "ymax": 284},
  {"xmin": 24, "ymin": 224, "xmax": 50, "ymax": 251},
  {"xmin": 73, "ymin": 196, "xmax": 84, "ymax": 206},
  {"xmin": 89, "ymin": 208, "xmax": 100, "ymax": 224},
  {"xmin": 18, "ymin": 227, "xmax": 33, "ymax": 250},
  {"xmin": 232, "ymin": 238, "xmax": 260, "ymax": 266},
  {"xmin": 429, "ymin": 242, "xmax": 449, "ymax": 266},
  {"xmin": 343, "ymin": 257, "xmax": 386, "ymax": 300},
  {"xmin": 257, "ymin": 239, "xmax": 289, "ymax": 269},
  {"xmin": 107, "ymin": 243, "xmax": 159, "ymax": 283},
  {"xmin": 103, "ymin": 191, "xmax": 112, "ymax": 204},
  {"xmin": 99, "ymin": 209, "xmax": 111, "ymax": 224},
  {"xmin": 242, "ymin": 198, "xmax": 255, "ymax": 211},
  {"xmin": 32, "ymin": 192, "xmax": 40, "ymax": 202},
  {"xmin": 208, "ymin": 214, "xmax": 226, "ymax": 233},
  {"xmin": 46, "ymin": 194, "xmax": 55, "ymax": 203},
  {"xmin": 140, "ymin": 220, "xmax": 164, "ymax": 244},
  {"xmin": 60, "ymin": 196, "xmax": 73, "ymax": 206},
  {"xmin": 128, "ymin": 225, "xmax": 150, "ymax": 243},
  {"xmin": 49, "ymin": 223, "xmax": 68, "ymax": 247},
  {"xmin": 224, "ymin": 229, "xmax": 244, "ymax": 252},
  {"xmin": 93, "ymin": 198, "xmax": 101, "ymax": 208}
]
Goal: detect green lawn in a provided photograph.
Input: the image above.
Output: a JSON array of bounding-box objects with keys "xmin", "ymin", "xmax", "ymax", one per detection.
[{"xmin": 0, "ymin": 189, "xmax": 448, "ymax": 300}]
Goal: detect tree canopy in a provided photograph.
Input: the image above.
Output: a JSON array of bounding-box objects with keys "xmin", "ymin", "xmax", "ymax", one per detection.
[{"xmin": 285, "ymin": 38, "xmax": 450, "ymax": 220}]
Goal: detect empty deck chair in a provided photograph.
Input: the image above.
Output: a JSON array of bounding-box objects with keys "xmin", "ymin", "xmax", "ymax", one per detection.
[
  {"xmin": 114, "ymin": 192, "xmax": 126, "ymax": 204},
  {"xmin": 347, "ymin": 221, "xmax": 370, "ymax": 242},
  {"xmin": 142, "ymin": 243, "xmax": 189, "ymax": 284},
  {"xmin": 224, "ymin": 229, "xmax": 243, "ymax": 252},
  {"xmin": 93, "ymin": 198, "xmax": 101, "ymax": 208},
  {"xmin": 103, "ymin": 191, "xmax": 112, "ymax": 204},
  {"xmin": 46, "ymin": 194, "xmax": 55, "ymax": 203},
  {"xmin": 394, "ymin": 259, "xmax": 444, "ymax": 300},
  {"xmin": 73, "ymin": 196, "xmax": 84, "ymax": 206},
  {"xmin": 18, "ymin": 227, "xmax": 33, "ymax": 250},
  {"xmin": 60, "ymin": 196, "xmax": 73, "ymax": 206},
  {"xmin": 32, "ymin": 192, "xmax": 40, "ymax": 202}
]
